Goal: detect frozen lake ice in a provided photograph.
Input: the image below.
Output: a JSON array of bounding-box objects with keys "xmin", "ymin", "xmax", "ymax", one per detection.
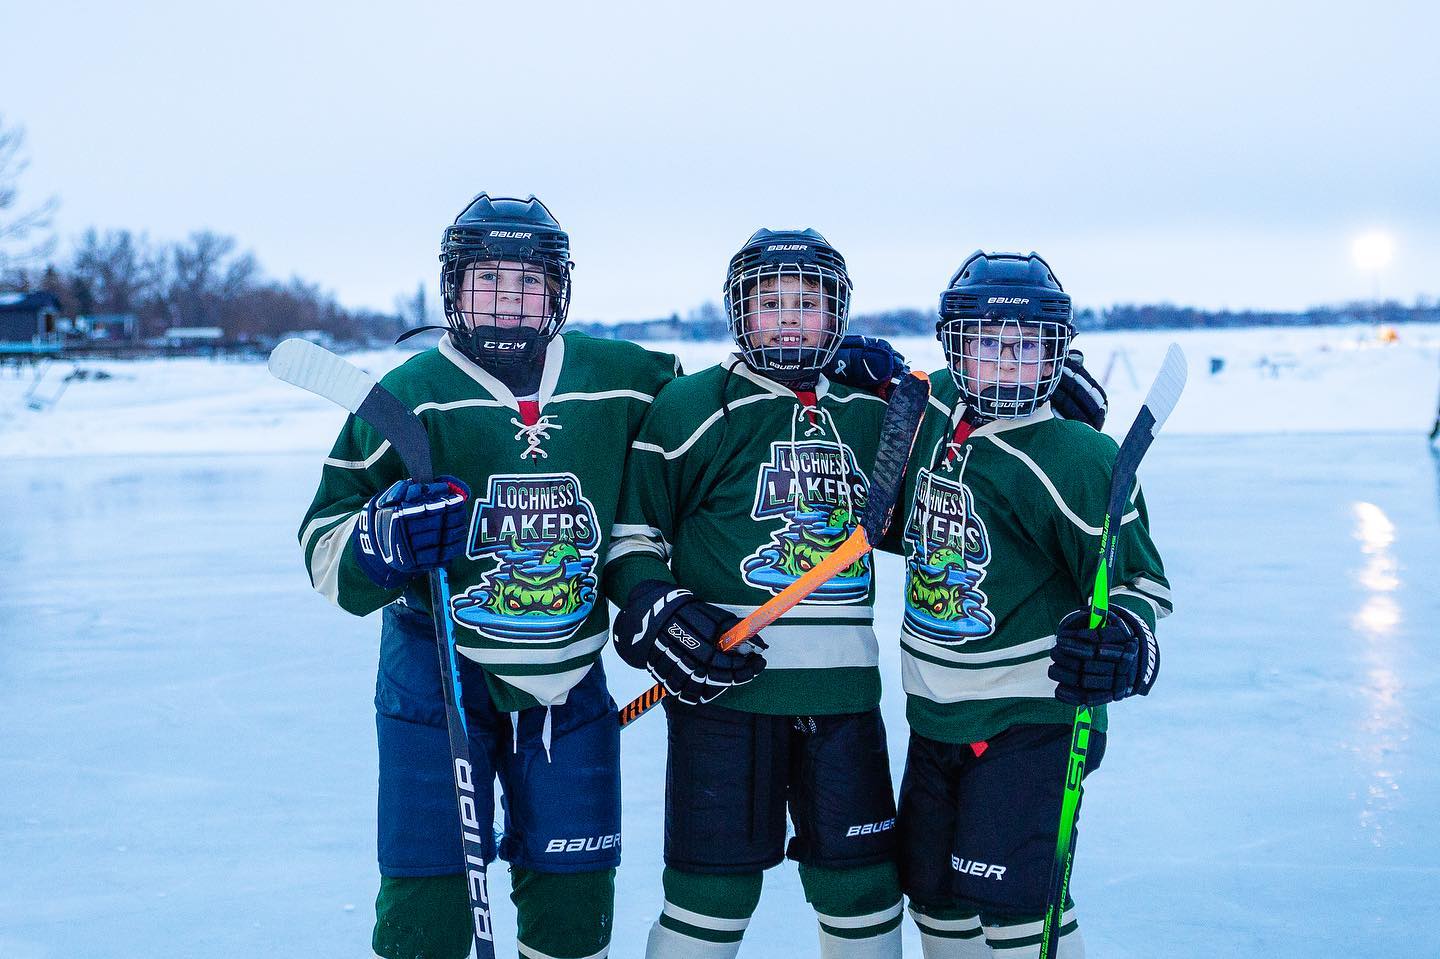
[{"xmin": 2, "ymin": 433, "xmax": 1437, "ymax": 957}]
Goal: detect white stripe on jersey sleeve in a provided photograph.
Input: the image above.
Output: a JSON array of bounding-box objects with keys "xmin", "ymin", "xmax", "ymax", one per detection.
[
  {"xmin": 310, "ymin": 512, "xmax": 363, "ymax": 604},
  {"xmin": 986, "ymin": 434, "xmax": 1140, "ymax": 536},
  {"xmin": 631, "ymin": 393, "xmax": 783, "ymax": 460}
]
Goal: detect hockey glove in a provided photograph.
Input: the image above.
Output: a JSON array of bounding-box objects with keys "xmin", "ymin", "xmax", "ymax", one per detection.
[
  {"xmin": 1049, "ymin": 605, "xmax": 1159, "ymax": 706},
  {"xmin": 823, "ymin": 335, "xmax": 909, "ymax": 399},
  {"xmin": 1050, "ymin": 350, "xmax": 1108, "ymax": 431},
  {"xmin": 612, "ymin": 580, "xmax": 768, "ymax": 705},
  {"xmin": 352, "ymin": 476, "xmax": 471, "ymax": 589}
]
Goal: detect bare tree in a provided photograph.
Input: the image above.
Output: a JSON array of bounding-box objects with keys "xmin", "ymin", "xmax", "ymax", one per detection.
[
  {"xmin": 0, "ymin": 115, "xmax": 58, "ymax": 275},
  {"xmin": 395, "ymin": 280, "xmax": 434, "ymax": 330},
  {"xmin": 71, "ymin": 228, "xmax": 165, "ymax": 315}
]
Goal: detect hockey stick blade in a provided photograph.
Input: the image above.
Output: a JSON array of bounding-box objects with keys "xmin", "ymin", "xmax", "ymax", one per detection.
[
  {"xmin": 268, "ymin": 338, "xmax": 434, "ymax": 483},
  {"xmin": 618, "ymin": 372, "xmax": 932, "ymax": 729},
  {"xmin": 270, "ymin": 337, "xmax": 494, "ymax": 957},
  {"xmin": 1141, "ymin": 343, "xmax": 1187, "ymax": 436}
]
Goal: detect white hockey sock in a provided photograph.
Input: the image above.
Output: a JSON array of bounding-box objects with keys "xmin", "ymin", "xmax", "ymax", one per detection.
[
  {"xmin": 815, "ymin": 900, "xmax": 904, "ymax": 958},
  {"xmin": 983, "ymin": 909, "xmax": 1085, "ymax": 958},
  {"xmin": 644, "ymin": 901, "xmax": 749, "ymax": 959},
  {"xmin": 908, "ymin": 906, "xmax": 992, "ymax": 958}
]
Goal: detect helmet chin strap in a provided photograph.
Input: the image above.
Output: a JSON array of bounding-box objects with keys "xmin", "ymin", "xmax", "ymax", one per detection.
[{"xmin": 742, "ymin": 356, "xmax": 818, "ymax": 391}]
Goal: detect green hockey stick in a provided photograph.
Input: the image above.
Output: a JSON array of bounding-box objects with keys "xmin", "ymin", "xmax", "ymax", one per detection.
[{"xmin": 1038, "ymin": 343, "xmax": 1187, "ymax": 959}]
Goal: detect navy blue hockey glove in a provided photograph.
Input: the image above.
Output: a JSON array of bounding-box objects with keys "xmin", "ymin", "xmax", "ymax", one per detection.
[
  {"xmin": 612, "ymin": 580, "xmax": 768, "ymax": 705},
  {"xmin": 352, "ymin": 476, "xmax": 471, "ymax": 589},
  {"xmin": 1049, "ymin": 605, "xmax": 1159, "ymax": 706},
  {"xmin": 823, "ymin": 335, "xmax": 909, "ymax": 398},
  {"xmin": 1050, "ymin": 350, "xmax": 1108, "ymax": 431}
]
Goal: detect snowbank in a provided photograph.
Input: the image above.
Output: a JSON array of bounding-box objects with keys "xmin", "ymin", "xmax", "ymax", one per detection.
[{"xmin": 2, "ymin": 324, "xmax": 1437, "ymax": 460}]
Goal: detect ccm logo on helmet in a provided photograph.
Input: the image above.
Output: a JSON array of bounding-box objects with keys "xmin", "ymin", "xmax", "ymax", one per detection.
[
  {"xmin": 481, "ymin": 341, "xmax": 529, "ymax": 351},
  {"xmin": 987, "ymin": 296, "xmax": 1030, "ymax": 304},
  {"xmin": 765, "ymin": 244, "xmax": 809, "ymax": 252},
  {"xmin": 488, "ymin": 230, "xmax": 533, "ymax": 239}
]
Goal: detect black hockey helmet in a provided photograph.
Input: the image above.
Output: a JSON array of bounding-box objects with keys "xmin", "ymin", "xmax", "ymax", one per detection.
[
  {"xmin": 723, "ymin": 227, "xmax": 853, "ymax": 379},
  {"xmin": 440, "ymin": 193, "xmax": 574, "ymax": 366},
  {"xmin": 938, "ymin": 251, "xmax": 1074, "ymax": 419}
]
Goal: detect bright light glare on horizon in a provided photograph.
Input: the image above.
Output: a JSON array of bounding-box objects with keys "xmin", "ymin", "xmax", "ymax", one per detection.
[{"xmin": 1352, "ymin": 231, "xmax": 1396, "ymax": 272}]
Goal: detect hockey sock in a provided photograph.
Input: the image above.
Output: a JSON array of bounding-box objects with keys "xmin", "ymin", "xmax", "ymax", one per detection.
[
  {"xmin": 907, "ymin": 901, "xmax": 990, "ymax": 958},
  {"xmin": 645, "ymin": 867, "xmax": 763, "ymax": 959},
  {"xmin": 798, "ymin": 861, "xmax": 904, "ymax": 958},
  {"xmin": 981, "ymin": 908, "xmax": 1085, "ymax": 958},
  {"xmin": 511, "ymin": 865, "xmax": 615, "ymax": 959},
  {"xmin": 372, "ymin": 873, "xmax": 473, "ymax": 959}
]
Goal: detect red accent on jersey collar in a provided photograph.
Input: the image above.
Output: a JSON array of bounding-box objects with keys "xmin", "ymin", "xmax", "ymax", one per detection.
[
  {"xmin": 793, "ymin": 389, "xmax": 818, "ymax": 428},
  {"xmin": 518, "ymin": 399, "xmax": 541, "ymax": 427},
  {"xmin": 945, "ymin": 419, "xmax": 977, "ymax": 463}
]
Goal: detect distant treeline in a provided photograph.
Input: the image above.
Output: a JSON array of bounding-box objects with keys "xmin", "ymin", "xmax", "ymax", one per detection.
[
  {"xmin": 1, "ymin": 228, "xmax": 408, "ymax": 343},
  {"xmin": 5, "ymin": 229, "xmax": 1436, "ymax": 347},
  {"xmin": 567, "ymin": 298, "xmax": 1440, "ymax": 342}
]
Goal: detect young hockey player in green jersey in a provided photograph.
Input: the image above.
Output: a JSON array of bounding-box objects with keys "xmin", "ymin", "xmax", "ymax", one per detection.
[
  {"xmin": 606, "ymin": 228, "xmax": 906, "ymax": 958},
  {"xmin": 298, "ymin": 194, "xmax": 681, "ymax": 959},
  {"xmin": 892, "ymin": 252, "xmax": 1171, "ymax": 959}
]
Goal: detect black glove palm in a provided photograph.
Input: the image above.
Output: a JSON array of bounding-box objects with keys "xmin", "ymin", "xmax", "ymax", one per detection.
[
  {"xmin": 823, "ymin": 335, "xmax": 909, "ymax": 398},
  {"xmin": 1050, "ymin": 350, "xmax": 1108, "ymax": 431},
  {"xmin": 1049, "ymin": 605, "xmax": 1159, "ymax": 706},
  {"xmin": 613, "ymin": 580, "xmax": 768, "ymax": 705}
]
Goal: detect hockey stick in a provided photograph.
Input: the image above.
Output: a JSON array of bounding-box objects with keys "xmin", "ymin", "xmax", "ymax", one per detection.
[
  {"xmin": 1430, "ymin": 356, "xmax": 1440, "ymax": 444},
  {"xmin": 1038, "ymin": 343, "xmax": 1187, "ymax": 959},
  {"xmin": 268, "ymin": 338, "xmax": 496, "ymax": 959},
  {"xmin": 617, "ymin": 370, "xmax": 932, "ymax": 728}
]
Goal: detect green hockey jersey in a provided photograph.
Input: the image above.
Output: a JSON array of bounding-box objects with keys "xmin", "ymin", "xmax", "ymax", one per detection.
[
  {"xmin": 298, "ymin": 331, "xmax": 679, "ymax": 711},
  {"xmin": 606, "ymin": 358, "xmax": 892, "ymax": 715},
  {"xmin": 895, "ymin": 370, "xmax": 1172, "ymax": 745}
]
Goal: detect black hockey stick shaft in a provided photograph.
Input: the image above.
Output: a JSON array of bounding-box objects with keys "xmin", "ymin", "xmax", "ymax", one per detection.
[
  {"xmin": 268, "ymin": 339, "xmax": 496, "ymax": 958},
  {"xmin": 1038, "ymin": 344, "xmax": 1186, "ymax": 959}
]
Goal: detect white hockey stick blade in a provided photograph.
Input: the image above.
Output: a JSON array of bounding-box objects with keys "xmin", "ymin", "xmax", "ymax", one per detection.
[
  {"xmin": 1142, "ymin": 343, "xmax": 1188, "ymax": 436},
  {"xmin": 268, "ymin": 338, "xmax": 376, "ymax": 413}
]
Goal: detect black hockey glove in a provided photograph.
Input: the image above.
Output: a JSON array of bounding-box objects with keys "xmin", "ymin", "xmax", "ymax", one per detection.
[
  {"xmin": 352, "ymin": 476, "xmax": 471, "ymax": 589},
  {"xmin": 1050, "ymin": 350, "xmax": 1108, "ymax": 431},
  {"xmin": 823, "ymin": 335, "xmax": 909, "ymax": 399},
  {"xmin": 1049, "ymin": 605, "xmax": 1159, "ymax": 706},
  {"xmin": 612, "ymin": 580, "xmax": 768, "ymax": 705}
]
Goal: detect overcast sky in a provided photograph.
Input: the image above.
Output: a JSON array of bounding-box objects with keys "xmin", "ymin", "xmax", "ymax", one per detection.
[{"xmin": 2, "ymin": 0, "xmax": 1436, "ymax": 320}]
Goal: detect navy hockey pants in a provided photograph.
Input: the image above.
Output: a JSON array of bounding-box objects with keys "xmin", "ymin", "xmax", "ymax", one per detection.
[{"xmin": 374, "ymin": 600, "xmax": 622, "ymax": 876}]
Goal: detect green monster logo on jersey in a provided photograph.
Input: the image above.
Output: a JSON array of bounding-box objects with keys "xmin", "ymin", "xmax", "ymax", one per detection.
[
  {"xmin": 902, "ymin": 468, "xmax": 994, "ymax": 644},
  {"xmin": 450, "ymin": 473, "xmax": 600, "ymax": 644},
  {"xmin": 741, "ymin": 441, "xmax": 871, "ymax": 603},
  {"xmin": 478, "ymin": 539, "xmax": 590, "ymax": 618}
]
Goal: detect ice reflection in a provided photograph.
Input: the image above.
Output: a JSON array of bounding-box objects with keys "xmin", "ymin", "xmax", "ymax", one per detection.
[{"xmin": 1350, "ymin": 501, "xmax": 1405, "ymax": 847}]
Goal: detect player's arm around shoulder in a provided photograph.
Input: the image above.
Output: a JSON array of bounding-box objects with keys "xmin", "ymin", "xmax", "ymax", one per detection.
[
  {"xmin": 562, "ymin": 331, "xmax": 683, "ymax": 435},
  {"xmin": 603, "ymin": 370, "xmax": 710, "ymax": 606}
]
